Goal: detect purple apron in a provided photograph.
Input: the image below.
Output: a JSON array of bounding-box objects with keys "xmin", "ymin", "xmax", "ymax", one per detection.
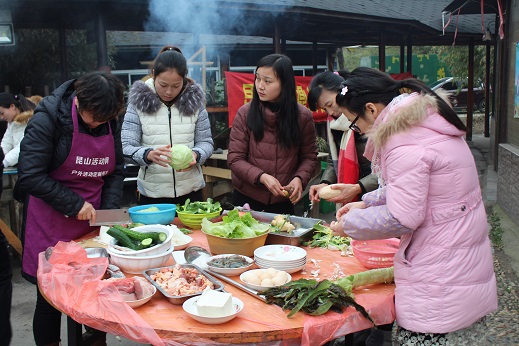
[{"xmin": 23, "ymin": 99, "xmax": 115, "ymax": 277}]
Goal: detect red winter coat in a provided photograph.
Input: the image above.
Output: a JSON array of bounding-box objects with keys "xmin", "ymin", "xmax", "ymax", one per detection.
[{"xmin": 228, "ymin": 102, "xmax": 317, "ymax": 205}]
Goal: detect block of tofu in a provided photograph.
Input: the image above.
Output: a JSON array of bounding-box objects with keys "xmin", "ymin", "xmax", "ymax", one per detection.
[{"xmin": 196, "ymin": 290, "xmax": 234, "ymax": 317}]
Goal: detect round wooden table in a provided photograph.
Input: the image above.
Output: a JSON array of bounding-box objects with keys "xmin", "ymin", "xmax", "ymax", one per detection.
[{"xmin": 40, "ymin": 219, "xmax": 395, "ymax": 345}]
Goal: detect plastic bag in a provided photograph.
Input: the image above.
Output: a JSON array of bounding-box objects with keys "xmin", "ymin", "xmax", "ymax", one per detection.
[{"xmin": 37, "ymin": 241, "xmax": 165, "ymax": 346}]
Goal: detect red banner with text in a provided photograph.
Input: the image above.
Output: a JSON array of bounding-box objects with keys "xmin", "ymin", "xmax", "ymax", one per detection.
[{"xmin": 225, "ymin": 71, "xmax": 327, "ymax": 126}]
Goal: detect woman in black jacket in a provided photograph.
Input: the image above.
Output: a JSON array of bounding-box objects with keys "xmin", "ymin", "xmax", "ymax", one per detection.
[{"xmin": 15, "ymin": 71, "xmax": 126, "ymax": 345}]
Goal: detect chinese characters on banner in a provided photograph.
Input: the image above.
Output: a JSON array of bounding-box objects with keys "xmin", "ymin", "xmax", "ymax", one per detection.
[{"xmin": 224, "ymin": 71, "xmax": 327, "ymax": 126}]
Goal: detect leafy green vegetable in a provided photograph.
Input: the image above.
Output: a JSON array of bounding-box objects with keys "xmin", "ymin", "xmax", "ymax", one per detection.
[
  {"xmin": 263, "ymin": 266, "xmax": 394, "ymax": 320},
  {"xmin": 138, "ymin": 206, "xmax": 160, "ymax": 213},
  {"xmin": 177, "ymin": 198, "xmax": 221, "ymax": 214},
  {"xmin": 178, "ymin": 227, "xmax": 193, "ymax": 234},
  {"xmin": 169, "ymin": 144, "xmax": 193, "ymax": 170},
  {"xmin": 201, "ymin": 209, "xmax": 269, "ymax": 238},
  {"xmin": 303, "ymin": 222, "xmax": 351, "ymax": 250}
]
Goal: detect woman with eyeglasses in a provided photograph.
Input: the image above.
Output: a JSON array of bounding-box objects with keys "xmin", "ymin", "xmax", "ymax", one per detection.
[
  {"xmin": 307, "ymin": 71, "xmax": 378, "ymax": 207},
  {"xmin": 330, "ymin": 67, "xmax": 497, "ymax": 345}
]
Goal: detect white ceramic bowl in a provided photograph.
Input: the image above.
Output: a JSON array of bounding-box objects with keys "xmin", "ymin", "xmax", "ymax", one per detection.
[
  {"xmin": 206, "ymin": 254, "xmax": 254, "ymax": 276},
  {"xmin": 239, "ymin": 269, "xmax": 291, "ymax": 292},
  {"xmin": 169, "ymin": 227, "xmax": 193, "ymax": 250},
  {"xmin": 107, "ymin": 224, "xmax": 173, "ymax": 257},
  {"xmin": 125, "ymin": 285, "xmax": 157, "ymax": 308},
  {"xmin": 108, "ymin": 246, "xmax": 173, "ymax": 274},
  {"xmin": 182, "ymin": 296, "xmax": 243, "ymax": 324}
]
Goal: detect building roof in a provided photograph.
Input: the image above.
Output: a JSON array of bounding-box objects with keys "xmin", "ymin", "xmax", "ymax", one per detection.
[{"xmin": 1, "ymin": 0, "xmax": 499, "ymax": 47}]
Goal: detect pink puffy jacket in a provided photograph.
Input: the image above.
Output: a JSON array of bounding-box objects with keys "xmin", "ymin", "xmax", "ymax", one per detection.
[{"xmin": 342, "ymin": 93, "xmax": 497, "ymax": 333}]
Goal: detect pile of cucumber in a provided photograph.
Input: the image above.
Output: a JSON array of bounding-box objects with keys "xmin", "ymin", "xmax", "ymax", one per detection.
[{"xmin": 107, "ymin": 224, "xmax": 168, "ymax": 251}]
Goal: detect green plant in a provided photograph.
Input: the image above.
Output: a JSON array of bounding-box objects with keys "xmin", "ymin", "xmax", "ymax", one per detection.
[
  {"xmin": 316, "ymin": 136, "xmax": 328, "ymax": 153},
  {"xmin": 488, "ymin": 211, "xmax": 504, "ymax": 249}
]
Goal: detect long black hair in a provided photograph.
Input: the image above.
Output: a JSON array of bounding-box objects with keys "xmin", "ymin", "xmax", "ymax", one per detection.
[
  {"xmin": 247, "ymin": 54, "xmax": 300, "ymax": 148},
  {"xmin": 0, "ymin": 92, "xmax": 36, "ymax": 112},
  {"xmin": 307, "ymin": 70, "xmax": 348, "ymax": 111},
  {"xmin": 336, "ymin": 67, "xmax": 466, "ymax": 132}
]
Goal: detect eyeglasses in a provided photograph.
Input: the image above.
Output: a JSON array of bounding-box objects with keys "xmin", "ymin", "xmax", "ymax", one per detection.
[{"xmin": 349, "ymin": 114, "xmax": 362, "ymax": 133}]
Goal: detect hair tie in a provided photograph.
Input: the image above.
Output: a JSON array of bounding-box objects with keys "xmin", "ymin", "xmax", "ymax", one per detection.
[
  {"xmin": 340, "ymin": 86, "xmax": 349, "ymax": 96},
  {"xmin": 333, "ymin": 71, "xmax": 340, "ymax": 75}
]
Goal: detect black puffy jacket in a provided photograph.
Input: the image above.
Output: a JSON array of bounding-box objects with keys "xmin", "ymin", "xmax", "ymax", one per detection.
[{"xmin": 14, "ymin": 78, "xmax": 125, "ymax": 217}]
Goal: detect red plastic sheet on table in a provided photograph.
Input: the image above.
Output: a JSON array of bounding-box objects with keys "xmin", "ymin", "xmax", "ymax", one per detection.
[
  {"xmin": 37, "ymin": 241, "xmax": 166, "ymax": 346},
  {"xmin": 301, "ymin": 288, "xmax": 395, "ymax": 345}
]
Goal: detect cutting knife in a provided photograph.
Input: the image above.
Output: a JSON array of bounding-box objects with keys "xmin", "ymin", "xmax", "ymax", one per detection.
[{"xmin": 90, "ymin": 209, "xmax": 131, "ymax": 226}]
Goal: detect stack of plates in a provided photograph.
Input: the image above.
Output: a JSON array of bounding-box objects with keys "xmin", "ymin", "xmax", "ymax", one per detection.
[{"xmin": 254, "ymin": 245, "xmax": 307, "ymax": 274}]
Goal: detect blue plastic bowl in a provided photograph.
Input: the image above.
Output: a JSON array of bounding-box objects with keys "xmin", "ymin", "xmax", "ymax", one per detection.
[{"xmin": 128, "ymin": 204, "xmax": 177, "ymax": 225}]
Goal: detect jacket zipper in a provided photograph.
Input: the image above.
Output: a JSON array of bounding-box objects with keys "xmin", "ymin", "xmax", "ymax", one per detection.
[{"xmin": 168, "ymin": 106, "xmax": 177, "ymax": 197}]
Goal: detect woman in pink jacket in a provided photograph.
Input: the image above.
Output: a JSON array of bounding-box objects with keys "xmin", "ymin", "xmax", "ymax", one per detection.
[{"xmin": 330, "ymin": 67, "xmax": 497, "ymax": 345}]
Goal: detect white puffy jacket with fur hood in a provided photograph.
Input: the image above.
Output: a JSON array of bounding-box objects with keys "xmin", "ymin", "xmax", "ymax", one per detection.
[
  {"xmin": 1, "ymin": 109, "xmax": 33, "ymax": 168},
  {"xmin": 122, "ymin": 78, "xmax": 213, "ymax": 198}
]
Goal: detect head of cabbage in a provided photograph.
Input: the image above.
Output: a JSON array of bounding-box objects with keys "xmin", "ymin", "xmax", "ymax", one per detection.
[{"xmin": 169, "ymin": 144, "xmax": 193, "ymax": 170}]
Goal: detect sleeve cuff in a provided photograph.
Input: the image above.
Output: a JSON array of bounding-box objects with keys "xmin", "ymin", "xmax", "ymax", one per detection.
[{"xmin": 358, "ymin": 180, "xmax": 367, "ymax": 194}]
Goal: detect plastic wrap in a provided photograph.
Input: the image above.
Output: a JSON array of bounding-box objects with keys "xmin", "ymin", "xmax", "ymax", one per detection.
[{"xmin": 37, "ymin": 241, "xmax": 165, "ymax": 346}]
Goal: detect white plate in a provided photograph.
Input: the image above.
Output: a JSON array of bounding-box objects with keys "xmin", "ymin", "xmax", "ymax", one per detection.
[
  {"xmin": 239, "ymin": 269, "xmax": 292, "ymax": 292},
  {"xmin": 256, "ymin": 263, "xmax": 306, "ymax": 273},
  {"xmin": 255, "ymin": 257, "xmax": 306, "ymax": 266},
  {"xmin": 207, "ymin": 254, "xmax": 254, "ymax": 276},
  {"xmin": 254, "ymin": 245, "xmax": 307, "ymax": 262},
  {"xmin": 182, "ymin": 296, "xmax": 243, "ymax": 324},
  {"xmin": 255, "ymin": 263, "xmax": 305, "ymax": 274},
  {"xmin": 172, "ymin": 250, "xmax": 187, "ymax": 264}
]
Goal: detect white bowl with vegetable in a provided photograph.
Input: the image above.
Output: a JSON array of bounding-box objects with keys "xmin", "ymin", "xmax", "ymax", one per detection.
[
  {"xmin": 206, "ymin": 254, "xmax": 254, "ymax": 276},
  {"xmin": 107, "ymin": 224, "xmax": 173, "ymax": 257},
  {"xmin": 108, "ymin": 246, "xmax": 174, "ymax": 274}
]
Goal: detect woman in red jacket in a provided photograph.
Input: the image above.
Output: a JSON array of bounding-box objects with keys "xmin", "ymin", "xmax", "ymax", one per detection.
[{"xmin": 227, "ymin": 54, "xmax": 317, "ymax": 214}]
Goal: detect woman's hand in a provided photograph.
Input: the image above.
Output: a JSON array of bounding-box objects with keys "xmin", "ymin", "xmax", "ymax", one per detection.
[
  {"xmin": 146, "ymin": 145, "xmax": 172, "ymax": 167},
  {"xmin": 259, "ymin": 173, "xmax": 284, "ymax": 197},
  {"xmin": 283, "ymin": 177, "xmax": 303, "ymax": 204},
  {"xmin": 309, "ymin": 183, "xmax": 328, "ymax": 203},
  {"xmin": 330, "ymin": 201, "xmax": 366, "ymax": 235},
  {"xmin": 336, "ymin": 201, "xmax": 366, "ymax": 219},
  {"xmin": 77, "ymin": 201, "xmax": 95, "ymax": 222},
  {"xmin": 177, "ymin": 151, "xmax": 197, "ymax": 172},
  {"xmin": 327, "ymin": 183, "xmax": 362, "ymax": 203}
]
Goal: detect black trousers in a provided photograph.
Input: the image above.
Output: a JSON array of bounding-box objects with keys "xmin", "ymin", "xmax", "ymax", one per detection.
[
  {"xmin": 34, "ymin": 287, "xmax": 62, "ymax": 345},
  {"xmin": 232, "ymin": 189, "xmax": 295, "ymax": 215},
  {"xmin": 0, "ymin": 233, "xmax": 12, "ymax": 346}
]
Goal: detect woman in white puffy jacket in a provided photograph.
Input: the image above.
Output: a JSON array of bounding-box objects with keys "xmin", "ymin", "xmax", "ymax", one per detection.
[
  {"xmin": 122, "ymin": 46, "xmax": 213, "ymax": 205},
  {"xmin": 0, "ymin": 93, "xmax": 40, "ymax": 168}
]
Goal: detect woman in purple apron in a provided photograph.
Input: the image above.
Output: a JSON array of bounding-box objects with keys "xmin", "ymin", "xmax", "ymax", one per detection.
[{"xmin": 14, "ymin": 72, "xmax": 126, "ymax": 346}]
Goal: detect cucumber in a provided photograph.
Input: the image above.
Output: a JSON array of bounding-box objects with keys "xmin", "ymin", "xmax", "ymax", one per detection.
[
  {"xmin": 107, "ymin": 227, "xmax": 139, "ymax": 250},
  {"xmin": 112, "ymin": 224, "xmax": 167, "ymax": 244},
  {"xmin": 140, "ymin": 238, "xmax": 153, "ymax": 247}
]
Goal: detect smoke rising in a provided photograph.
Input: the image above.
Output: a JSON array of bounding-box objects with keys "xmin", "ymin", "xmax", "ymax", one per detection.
[{"xmin": 145, "ymin": 0, "xmax": 296, "ymax": 55}]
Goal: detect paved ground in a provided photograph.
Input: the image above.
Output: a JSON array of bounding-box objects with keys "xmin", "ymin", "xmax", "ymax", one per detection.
[{"xmin": 7, "ymin": 133, "xmax": 519, "ymax": 345}]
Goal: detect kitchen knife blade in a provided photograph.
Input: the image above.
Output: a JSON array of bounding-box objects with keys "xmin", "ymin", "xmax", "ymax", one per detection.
[{"xmin": 90, "ymin": 209, "xmax": 131, "ymax": 226}]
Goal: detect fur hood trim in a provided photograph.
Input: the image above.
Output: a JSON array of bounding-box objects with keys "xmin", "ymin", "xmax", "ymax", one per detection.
[
  {"xmin": 368, "ymin": 90, "xmax": 450, "ymax": 150},
  {"xmin": 128, "ymin": 79, "xmax": 206, "ymax": 116},
  {"xmin": 13, "ymin": 109, "xmax": 34, "ymax": 124}
]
